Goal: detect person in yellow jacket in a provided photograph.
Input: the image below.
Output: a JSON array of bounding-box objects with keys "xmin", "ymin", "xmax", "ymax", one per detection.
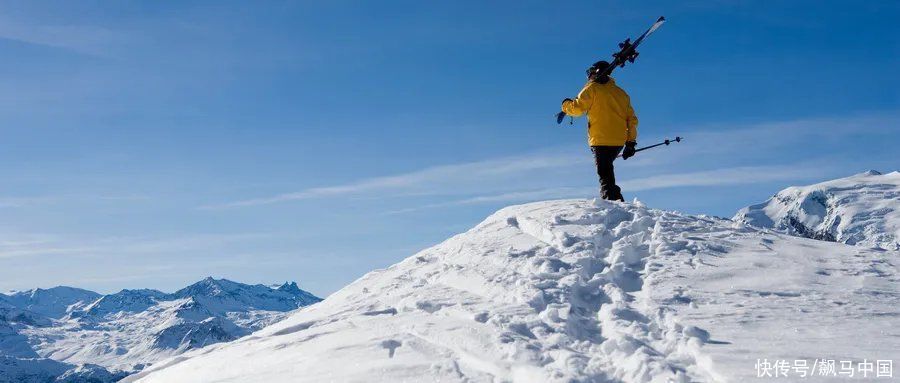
[{"xmin": 561, "ymin": 60, "xmax": 638, "ymax": 201}]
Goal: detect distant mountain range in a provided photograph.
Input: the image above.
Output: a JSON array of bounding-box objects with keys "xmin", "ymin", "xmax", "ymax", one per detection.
[{"xmin": 0, "ymin": 277, "xmax": 320, "ymax": 383}]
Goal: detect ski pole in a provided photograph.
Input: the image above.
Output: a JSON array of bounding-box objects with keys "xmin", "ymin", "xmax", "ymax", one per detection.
[{"xmin": 617, "ymin": 136, "xmax": 682, "ymax": 158}]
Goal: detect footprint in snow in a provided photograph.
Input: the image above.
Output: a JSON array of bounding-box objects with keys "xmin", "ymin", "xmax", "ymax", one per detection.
[{"xmin": 381, "ymin": 339, "xmax": 402, "ymax": 358}]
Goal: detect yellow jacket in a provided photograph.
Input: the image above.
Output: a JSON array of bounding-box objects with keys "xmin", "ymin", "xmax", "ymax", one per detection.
[{"xmin": 561, "ymin": 78, "xmax": 638, "ymax": 146}]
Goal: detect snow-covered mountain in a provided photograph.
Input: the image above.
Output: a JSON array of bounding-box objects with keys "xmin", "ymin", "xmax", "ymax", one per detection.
[
  {"xmin": 171, "ymin": 278, "xmax": 320, "ymax": 314},
  {"xmin": 0, "ymin": 308, "xmax": 128, "ymax": 383},
  {"xmin": 734, "ymin": 170, "xmax": 900, "ymax": 250},
  {"xmin": 0, "ymin": 278, "xmax": 320, "ymax": 382},
  {"xmin": 3, "ymin": 287, "xmax": 100, "ymax": 319},
  {"xmin": 125, "ymin": 198, "xmax": 899, "ymax": 383},
  {"xmin": 0, "ymin": 355, "xmax": 127, "ymax": 383}
]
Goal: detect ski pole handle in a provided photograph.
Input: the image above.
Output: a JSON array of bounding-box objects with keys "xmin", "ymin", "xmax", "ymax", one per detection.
[
  {"xmin": 616, "ymin": 136, "xmax": 683, "ymax": 157},
  {"xmin": 556, "ymin": 111, "xmax": 567, "ymax": 124}
]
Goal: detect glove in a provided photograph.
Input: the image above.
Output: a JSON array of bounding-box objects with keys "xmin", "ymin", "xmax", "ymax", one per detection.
[
  {"xmin": 622, "ymin": 141, "xmax": 637, "ymax": 160},
  {"xmin": 557, "ymin": 99, "xmax": 572, "ymax": 124}
]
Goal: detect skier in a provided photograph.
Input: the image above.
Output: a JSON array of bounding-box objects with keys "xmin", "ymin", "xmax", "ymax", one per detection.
[{"xmin": 560, "ymin": 60, "xmax": 638, "ymax": 202}]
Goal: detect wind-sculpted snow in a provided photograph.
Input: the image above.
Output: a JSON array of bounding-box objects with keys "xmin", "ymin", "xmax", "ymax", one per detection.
[
  {"xmin": 125, "ymin": 199, "xmax": 899, "ymax": 382},
  {"xmin": 0, "ymin": 278, "xmax": 320, "ymax": 381},
  {"xmin": 735, "ymin": 170, "xmax": 900, "ymax": 250}
]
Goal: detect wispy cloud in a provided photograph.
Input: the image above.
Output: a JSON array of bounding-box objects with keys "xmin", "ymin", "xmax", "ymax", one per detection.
[
  {"xmin": 0, "ymin": 234, "xmax": 97, "ymax": 259},
  {"xmin": 671, "ymin": 113, "xmax": 900, "ymax": 156},
  {"xmin": 621, "ymin": 164, "xmax": 827, "ymax": 191},
  {"xmin": 0, "ymin": 196, "xmax": 57, "ymax": 208},
  {"xmin": 386, "ymin": 187, "xmax": 593, "ymax": 214},
  {"xmin": 0, "ymin": 194, "xmax": 151, "ymax": 209},
  {"xmin": 388, "ymin": 163, "xmax": 828, "ymax": 214},
  {"xmin": 0, "ymin": 17, "xmax": 125, "ymax": 57},
  {"xmin": 0, "ymin": 232, "xmax": 279, "ymax": 260},
  {"xmin": 207, "ymin": 113, "xmax": 899, "ymax": 210},
  {"xmin": 205, "ymin": 151, "xmax": 589, "ymax": 209}
]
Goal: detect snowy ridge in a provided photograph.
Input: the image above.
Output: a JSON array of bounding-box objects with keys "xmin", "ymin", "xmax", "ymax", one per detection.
[
  {"xmin": 127, "ymin": 199, "xmax": 716, "ymax": 382},
  {"xmin": 126, "ymin": 199, "xmax": 898, "ymax": 383},
  {"xmin": 734, "ymin": 170, "xmax": 900, "ymax": 250},
  {"xmin": 171, "ymin": 277, "xmax": 320, "ymax": 314},
  {"xmin": 0, "ymin": 278, "xmax": 320, "ymax": 382},
  {"xmin": 3, "ymin": 287, "xmax": 100, "ymax": 319},
  {"xmin": 77, "ymin": 289, "xmax": 168, "ymax": 318}
]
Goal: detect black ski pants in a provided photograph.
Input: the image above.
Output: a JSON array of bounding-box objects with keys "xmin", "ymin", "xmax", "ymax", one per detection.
[{"xmin": 591, "ymin": 145, "xmax": 624, "ymax": 201}]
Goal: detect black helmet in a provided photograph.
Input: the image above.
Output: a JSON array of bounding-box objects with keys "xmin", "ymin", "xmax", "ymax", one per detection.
[{"xmin": 587, "ymin": 60, "xmax": 611, "ymax": 84}]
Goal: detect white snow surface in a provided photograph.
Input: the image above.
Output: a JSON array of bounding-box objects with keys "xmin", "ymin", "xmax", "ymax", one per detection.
[
  {"xmin": 734, "ymin": 170, "xmax": 900, "ymax": 250},
  {"xmin": 126, "ymin": 199, "xmax": 899, "ymax": 383}
]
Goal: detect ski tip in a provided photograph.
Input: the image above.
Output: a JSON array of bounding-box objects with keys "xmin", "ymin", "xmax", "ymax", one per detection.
[{"xmin": 657, "ymin": 16, "xmax": 666, "ymax": 22}]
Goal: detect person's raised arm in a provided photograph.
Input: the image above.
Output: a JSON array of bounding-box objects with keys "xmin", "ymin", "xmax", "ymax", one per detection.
[{"xmin": 561, "ymin": 83, "xmax": 594, "ymax": 117}]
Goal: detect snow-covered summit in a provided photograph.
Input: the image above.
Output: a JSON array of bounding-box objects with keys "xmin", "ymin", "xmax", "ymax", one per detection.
[
  {"xmin": 734, "ymin": 170, "xmax": 900, "ymax": 250},
  {"xmin": 275, "ymin": 281, "xmax": 308, "ymax": 295},
  {"xmin": 77, "ymin": 289, "xmax": 168, "ymax": 318},
  {"xmin": 2, "ymin": 286, "xmax": 100, "ymax": 319},
  {"xmin": 172, "ymin": 277, "xmax": 320, "ymax": 313},
  {"xmin": 126, "ymin": 199, "xmax": 899, "ymax": 383}
]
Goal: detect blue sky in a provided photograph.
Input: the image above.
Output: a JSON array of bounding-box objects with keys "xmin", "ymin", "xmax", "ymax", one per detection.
[{"xmin": 1, "ymin": 1, "xmax": 897, "ymax": 296}]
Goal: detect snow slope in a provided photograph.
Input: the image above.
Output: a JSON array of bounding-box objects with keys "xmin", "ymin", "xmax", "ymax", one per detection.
[
  {"xmin": 125, "ymin": 199, "xmax": 899, "ymax": 383},
  {"xmin": 734, "ymin": 170, "xmax": 900, "ymax": 250},
  {"xmin": 0, "ymin": 278, "xmax": 320, "ymax": 381}
]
